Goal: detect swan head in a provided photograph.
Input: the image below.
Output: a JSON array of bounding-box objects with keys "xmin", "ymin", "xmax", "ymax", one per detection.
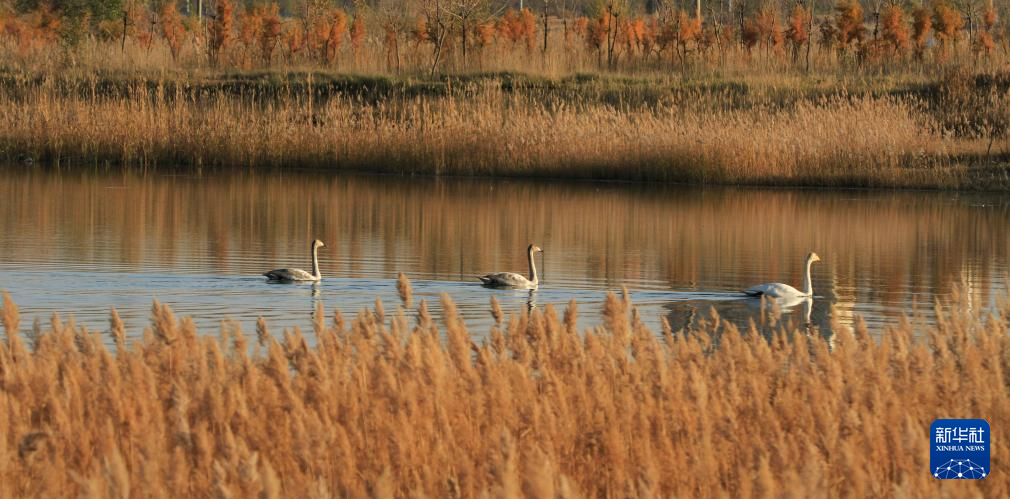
[
  {"xmin": 807, "ymin": 252, "xmax": 820, "ymax": 263},
  {"xmin": 528, "ymin": 244, "xmax": 543, "ymax": 253},
  {"xmin": 313, "ymin": 239, "xmax": 325, "ymax": 249}
]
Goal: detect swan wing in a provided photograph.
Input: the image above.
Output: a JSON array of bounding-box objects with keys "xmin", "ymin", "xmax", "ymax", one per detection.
[
  {"xmin": 478, "ymin": 272, "xmax": 533, "ymax": 288},
  {"xmin": 743, "ymin": 283, "xmax": 803, "ymax": 298},
  {"xmin": 264, "ymin": 268, "xmax": 317, "ymax": 281}
]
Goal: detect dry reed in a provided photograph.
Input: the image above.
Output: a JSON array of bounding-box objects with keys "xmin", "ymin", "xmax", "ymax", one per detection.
[
  {"xmin": 1, "ymin": 283, "xmax": 1008, "ymax": 496},
  {"xmin": 1, "ymin": 72, "xmax": 1004, "ymax": 189}
]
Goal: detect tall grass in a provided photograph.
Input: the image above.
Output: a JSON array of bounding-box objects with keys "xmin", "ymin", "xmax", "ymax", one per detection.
[
  {"xmin": 1, "ymin": 285, "xmax": 1008, "ymax": 496},
  {"xmin": 3, "ymin": 69, "xmax": 1006, "ymax": 188}
]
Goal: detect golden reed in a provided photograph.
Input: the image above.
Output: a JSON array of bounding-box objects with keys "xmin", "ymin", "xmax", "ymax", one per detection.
[{"xmin": 1, "ymin": 284, "xmax": 1007, "ymax": 497}]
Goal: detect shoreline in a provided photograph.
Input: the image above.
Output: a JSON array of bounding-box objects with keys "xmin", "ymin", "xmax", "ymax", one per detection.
[{"xmin": 6, "ymin": 161, "xmax": 1010, "ymax": 195}]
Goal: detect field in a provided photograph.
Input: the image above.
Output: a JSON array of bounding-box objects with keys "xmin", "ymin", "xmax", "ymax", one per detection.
[
  {"xmin": 0, "ymin": 284, "xmax": 1008, "ymax": 496},
  {"xmin": 1, "ymin": 1, "xmax": 1010, "ymax": 188}
]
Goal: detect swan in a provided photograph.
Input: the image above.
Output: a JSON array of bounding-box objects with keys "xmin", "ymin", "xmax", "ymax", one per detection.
[
  {"xmin": 479, "ymin": 244, "xmax": 543, "ymax": 289},
  {"xmin": 264, "ymin": 239, "xmax": 325, "ymax": 282},
  {"xmin": 743, "ymin": 252, "xmax": 820, "ymax": 298}
]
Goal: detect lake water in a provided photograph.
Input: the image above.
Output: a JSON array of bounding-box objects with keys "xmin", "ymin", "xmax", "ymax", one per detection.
[{"xmin": 0, "ymin": 168, "xmax": 1007, "ymax": 343}]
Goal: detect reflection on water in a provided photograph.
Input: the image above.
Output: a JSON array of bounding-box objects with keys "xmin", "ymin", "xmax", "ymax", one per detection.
[{"xmin": 0, "ymin": 168, "xmax": 1007, "ymax": 341}]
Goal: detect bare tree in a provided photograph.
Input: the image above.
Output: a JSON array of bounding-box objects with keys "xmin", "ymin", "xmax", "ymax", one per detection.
[
  {"xmin": 445, "ymin": 0, "xmax": 490, "ymax": 69},
  {"xmin": 604, "ymin": 0, "xmax": 630, "ymax": 69},
  {"xmin": 418, "ymin": 0, "xmax": 456, "ymax": 74}
]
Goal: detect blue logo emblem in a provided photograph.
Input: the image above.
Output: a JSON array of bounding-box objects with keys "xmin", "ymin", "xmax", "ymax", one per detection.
[{"xmin": 931, "ymin": 419, "xmax": 990, "ymax": 479}]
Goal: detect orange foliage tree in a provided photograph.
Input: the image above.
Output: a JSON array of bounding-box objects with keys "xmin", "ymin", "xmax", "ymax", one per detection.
[
  {"xmin": 350, "ymin": 13, "xmax": 366, "ymax": 62},
  {"xmin": 260, "ymin": 4, "xmax": 282, "ymax": 65},
  {"xmin": 238, "ymin": 6, "xmax": 264, "ymax": 67},
  {"xmin": 382, "ymin": 21, "xmax": 399, "ymax": 70},
  {"xmin": 785, "ymin": 4, "xmax": 811, "ymax": 62},
  {"xmin": 208, "ymin": 0, "xmax": 234, "ymax": 66},
  {"xmin": 520, "ymin": 7, "xmax": 537, "ymax": 53},
  {"xmin": 932, "ymin": 2, "xmax": 964, "ymax": 54},
  {"xmin": 160, "ymin": 3, "xmax": 186, "ymax": 61},
  {"xmin": 498, "ymin": 9, "xmax": 522, "ymax": 48},
  {"xmin": 326, "ymin": 10, "xmax": 348, "ymax": 64},
  {"xmin": 880, "ymin": 5, "xmax": 909, "ymax": 56},
  {"xmin": 585, "ymin": 14, "xmax": 608, "ymax": 65},
  {"xmin": 975, "ymin": 1, "xmax": 997, "ymax": 56},
  {"xmin": 284, "ymin": 23, "xmax": 305, "ymax": 63},
  {"xmin": 412, "ymin": 16, "xmax": 429, "ymax": 46},
  {"xmin": 911, "ymin": 6, "xmax": 931, "ymax": 59},
  {"xmin": 755, "ymin": 7, "xmax": 783, "ymax": 57},
  {"xmin": 835, "ymin": 0, "xmax": 866, "ymax": 53},
  {"xmin": 475, "ymin": 20, "xmax": 496, "ymax": 49},
  {"xmin": 673, "ymin": 10, "xmax": 701, "ymax": 63}
]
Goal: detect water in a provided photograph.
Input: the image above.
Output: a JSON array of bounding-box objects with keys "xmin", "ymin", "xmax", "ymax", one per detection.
[{"xmin": 1, "ymin": 168, "xmax": 1007, "ymax": 343}]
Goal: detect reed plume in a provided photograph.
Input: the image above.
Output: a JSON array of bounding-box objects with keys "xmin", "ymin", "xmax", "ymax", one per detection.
[{"xmin": 0, "ymin": 289, "xmax": 1007, "ymax": 496}]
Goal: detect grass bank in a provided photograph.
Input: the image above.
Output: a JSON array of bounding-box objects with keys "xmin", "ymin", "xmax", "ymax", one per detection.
[
  {"xmin": 1, "ymin": 285, "xmax": 1008, "ymax": 496},
  {"xmin": 2, "ymin": 69, "xmax": 1010, "ymax": 189}
]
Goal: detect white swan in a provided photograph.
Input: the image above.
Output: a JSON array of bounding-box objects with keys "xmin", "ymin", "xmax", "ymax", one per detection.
[
  {"xmin": 479, "ymin": 244, "xmax": 543, "ymax": 289},
  {"xmin": 264, "ymin": 239, "xmax": 325, "ymax": 282},
  {"xmin": 744, "ymin": 252, "xmax": 820, "ymax": 298}
]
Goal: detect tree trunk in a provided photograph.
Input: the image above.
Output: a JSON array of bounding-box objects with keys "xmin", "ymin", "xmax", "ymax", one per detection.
[
  {"xmin": 806, "ymin": 0, "xmax": 814, "ymax": 73},
  {"xmin": 542, "ymin": 2, "xmax": 549, "ymax": 54},
  {"xmin": 461, "ymin": 17, "xmax": 468, "ymax": 69}
]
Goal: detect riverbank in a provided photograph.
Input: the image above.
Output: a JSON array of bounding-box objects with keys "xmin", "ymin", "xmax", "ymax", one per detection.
[
  {"xmin": 2, "ymin": 69, "xmax": 1009, "ymax": 189},
  {"xmin": 0, "ymin": 288, "xmax": 1006, "ymax": 496}
]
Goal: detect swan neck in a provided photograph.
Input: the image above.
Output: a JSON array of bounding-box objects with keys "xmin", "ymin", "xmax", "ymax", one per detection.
[
  {"xmin": 311, "ymin": 244, "xmax": 321, "ymax": 279},
  {"xmin": 528, "ymin": 249, "xmax": 538, "ymax": 284},
  {"xmin": 803, "ymin": 257, "xmax": 813, "ymax": 296}
]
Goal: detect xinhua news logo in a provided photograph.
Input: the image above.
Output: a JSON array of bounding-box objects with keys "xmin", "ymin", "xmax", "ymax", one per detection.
[{"xmin": 931, "ymin": 419, "xmax": 990, "ymax": 479}]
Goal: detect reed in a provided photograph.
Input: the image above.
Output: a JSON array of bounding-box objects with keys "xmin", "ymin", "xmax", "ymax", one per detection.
[
  {"xmin": 1, "ymin": 68, "xmax": 1007, "ymax": 189},
  {"xmin": 0, "ymin": 285, "xmax": 1008, "ymax": 496}
]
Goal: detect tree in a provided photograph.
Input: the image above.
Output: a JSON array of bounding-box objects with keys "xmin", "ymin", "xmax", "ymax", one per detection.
[
  {"xmin": 973, "ymin": 0, "xmax": 996, "ymax": 57},
  {"xmin": 208, "ymin": 0, "xmax": 234, "ymax": 66},
  {"xmin": 911, "ymin": 5, "xmax": 931, "ymax": 59},
  {"xmin": 160, "ymin": 2, "xmax": 186, "ymax": 61},
  {"xmin": 785, "ymin": 3, "xmax": 810, "ymax": 63},
  {"xmin": 932, "ymin": 1, "xmax": 964, "ymax": 54},
  {"xmin": 603, "ymin": 1, "xmax": 629, "ymax": 68},
  {"xmin": 377, "ymin": 0, "xmax": 408, "ymax": 72},
  {"xmin": 17, "ymin": 0, "xmax": 124, "ymax": 47},
  {"xmin": 325, "ymin": 9, "xmax": 347, "ymax": 64},
  {"xmin": 260, "ymin": 3, "xmax": 281, "ymax": 64},
  {"xmin": 350, "ymin": 10, "xmax": 366, "ymax": 62},
  {"xmin": 418, "ymin": 0, "xmax": 454, "ymax": 74},
  {"xmin": 445, "ymin": 0, "xmax": 488, "ymax": 68},
  {"xmin": 879, "ymin": 4, "xmax": 909, "ymax": 56},
  {"xmin": 834, "ymin": 0, "xmax": 865, "ymax": 53}
]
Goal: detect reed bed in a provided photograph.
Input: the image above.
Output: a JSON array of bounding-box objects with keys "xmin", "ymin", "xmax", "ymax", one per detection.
[
  {"xmin": 1, "ymin": 285, "xmax": 1008, "ymax": 496},
  {"xmin": 2, "ymin": 72, "xmax": 1002, "ymax": 188},
  {"xmin": 2, "ymin": 3, "xmax": 1010, "ymax": 188}
]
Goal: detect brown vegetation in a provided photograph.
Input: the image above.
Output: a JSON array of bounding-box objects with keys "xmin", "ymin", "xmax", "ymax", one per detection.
[
  {"xmin": 0, "ymin": 72, "xmax": 989, "ymax": 188},
  {"xmin": 1, "ymin": 2, "xmax": 1010, "ymax": 187},
  {"xmin": 0, "ymin": 0, "xmax": 1005, "ymax": 75},
  {"xmin": 1, "ymin": 284, "xmax": 1008, "ymax": 496}
]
